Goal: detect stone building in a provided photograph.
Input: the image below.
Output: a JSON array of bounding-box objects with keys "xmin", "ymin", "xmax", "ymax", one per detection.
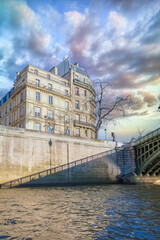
[{"xmin": 0, "ymin": 57, "xmax": 97, "ymax": 138}]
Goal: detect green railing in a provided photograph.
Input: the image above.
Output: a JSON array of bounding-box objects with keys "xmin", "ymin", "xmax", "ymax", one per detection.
[
  {"xmin": 134, "ymin": 127, "xmax": 160, "ymax": 145},
  {"xmin": 0, "ymin": 148, "xmax": 116, "ymax": 189}
]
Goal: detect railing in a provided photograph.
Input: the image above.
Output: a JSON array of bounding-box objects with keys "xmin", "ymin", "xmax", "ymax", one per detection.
[
  {"xmin": 27, "ymin": 81, "xmax": 71, "ymax": 98},
  {"xmin": 90, "ymin": 111, "xmax": 97, "ymax": 118},
  {"xmin": 73, "ymin": 120, "xmax": 96, "ymax": 129},
  {"xmin": 0, "ymin": 148, "xmax": 116, "ymax": 189},
  {"xmin": 134, "ymin": 127, "xmax": 160, "ymax": 145},
  {"xmin": 73, "ymin": 79, "xmax": 96, "ymax": 96}
]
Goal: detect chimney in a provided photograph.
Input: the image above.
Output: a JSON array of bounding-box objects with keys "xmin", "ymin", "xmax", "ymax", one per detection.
[
  {"xmin": 54, "ymin": 66, "xmax": 58, "ymax": 75},
  {"xmin": 74, "ymin": 62, "xmax": 78, "ymax": 67}
]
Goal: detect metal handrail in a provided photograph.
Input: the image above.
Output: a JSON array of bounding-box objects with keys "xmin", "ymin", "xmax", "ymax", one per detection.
[
  {"xmin": 0, "ymin": 148, "xmax": 116, "ymax": 188},
  {"xmin": 73, "ymin": 79, "xmax": 96, "ymax": 95},
  {"xmin": 134, "ymin": 127, "xmax": 160, "ymax": 145},
  {"xmin": 73, "ymin": 120, "xmax": 96, "ymax": 129}
]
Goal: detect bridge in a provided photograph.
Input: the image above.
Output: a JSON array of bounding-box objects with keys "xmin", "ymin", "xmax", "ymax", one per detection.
[{"xmin": 134, "ymin": 128, "xmax": 160, "ymax": 176}]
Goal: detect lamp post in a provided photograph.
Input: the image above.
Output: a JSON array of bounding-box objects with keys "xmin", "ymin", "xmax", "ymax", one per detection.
[
  {"xmin": 104, "ymin": 128, "xmax": 107, "ymax": 140},
  {"xmin": 44, "ymin": 115, "xmax": 47, "ymax": 132},
  {"xmin": 49, "ymin": 139, "xmax": 52, "ymax": 174}
]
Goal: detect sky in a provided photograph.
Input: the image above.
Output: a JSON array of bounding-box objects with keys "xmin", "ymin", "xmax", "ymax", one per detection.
[{"xmin": 0, "ymin": 0, "xmax": 160, "ymax": 141}]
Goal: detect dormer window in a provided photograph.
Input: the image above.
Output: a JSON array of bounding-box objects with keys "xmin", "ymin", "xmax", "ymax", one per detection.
[
  {"xmin": 75, "ymin": 74, "xmax": 78, "ymax": 80},
  {"xmin": 34, "ymin": 70, "xmax": 38, "ymax": 75}
]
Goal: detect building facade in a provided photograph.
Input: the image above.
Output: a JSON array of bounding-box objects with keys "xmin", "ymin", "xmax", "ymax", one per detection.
[{"xmin": 0, "ymin": 57, "xmax": 97, "ymax": 138}]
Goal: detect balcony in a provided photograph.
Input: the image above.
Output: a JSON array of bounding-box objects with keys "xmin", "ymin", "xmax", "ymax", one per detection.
[
  {"xmin": 48, "ymin": 117, "xmax": 54, "ymax": 121},
  {"xmin": 73, "ymin": 79, "xmax": 96, "ymax": 96},
  {"xmin": 90, "ymin": 111, "xmax": 97, "ymax": 118},
  {"xmin": 74, "ymin": 120, "xmax": 96, "ymax": 130},
  {"xmin": 27, "ymin": 81, "xmax": 71, "ymax": 98}
]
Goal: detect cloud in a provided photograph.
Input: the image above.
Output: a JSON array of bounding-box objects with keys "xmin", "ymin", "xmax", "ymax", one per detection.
[
  {"xmin": 138, "ymin": 91, "xmax": 157, "ymax": 107},
  {"xmin": 64, "ymin": 0, "xmax": 160, "ymax": 97},
  {"xmin": 0, "ymin": 0, "xmax": 65, "ymax": 88},
  {"xmin": 109, "ymin": 11, "xmax": 126, "ymax": 28},
  {"xmin": 0, "ymin": 76, "xmax": 13, "ymax": 90},
  {"xmin": 65, "ymin": 11, "xmax": 85, "ymax": 28}
]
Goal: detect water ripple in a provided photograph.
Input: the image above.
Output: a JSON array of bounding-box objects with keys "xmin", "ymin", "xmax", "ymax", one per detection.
[{"xmin": 0, "ymin": 185, "xmax": 159, "ymax": 239}]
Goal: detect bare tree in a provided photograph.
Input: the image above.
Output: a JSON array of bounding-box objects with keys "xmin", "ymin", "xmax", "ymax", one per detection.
[
  {"xmin": 137, "ymin": 128, "xmax": 145, "ymax": 138},
  {"xmin": 93, "ymin": 80, "xmax": 131, "ymax": 138}
]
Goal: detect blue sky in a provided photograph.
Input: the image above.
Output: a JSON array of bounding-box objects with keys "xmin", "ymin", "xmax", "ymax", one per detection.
[{"xmin": 0, "ymin": 0, "xmax": 160, "ymax": 141}]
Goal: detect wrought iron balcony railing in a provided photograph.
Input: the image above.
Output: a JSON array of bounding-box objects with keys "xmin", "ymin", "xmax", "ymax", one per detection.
[
  {"xmin": 73, "ymin": 120, "xmax": 96, "ymax": 129},
  {"xmin": 73, "ymin": 79, "xmax": 96, "ymax": 96}
]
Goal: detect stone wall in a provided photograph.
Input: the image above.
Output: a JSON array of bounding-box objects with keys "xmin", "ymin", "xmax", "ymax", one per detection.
[
  {"xmin": 20, "ymin": 152, "xmax": 120, "ymax": 187},
  {"xmin": 0, "ymin": 125, "xmax": 117, "ymax": 183},
  {"xmin": 116, "ymin": 144, "xmax": 136, "ymax": 176}
]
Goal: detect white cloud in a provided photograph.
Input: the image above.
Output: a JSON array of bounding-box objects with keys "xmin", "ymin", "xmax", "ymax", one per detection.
[
  {"xmin": 65, "ymin": 11, "xmax": 85, "ymax": 28},
  {"xmin": 109, "ymin": 11, "xmax": 126, "ymax": 28},
  {"xmin": 0, "ymin": 76, "xmax": 13, "ymax": 89}
]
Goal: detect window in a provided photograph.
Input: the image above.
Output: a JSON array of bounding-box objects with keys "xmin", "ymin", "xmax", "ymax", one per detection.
[
  {"xmin": 48, "ymin": 83, "xmax": 52, "ymax": 90},
  {"xmin": 9, "ymin": 103, "xmax": 12, "ymax": 111},
  {"xmin": 35, "ymin": 107, "xmax": 40, "ymax": 117},
  {"xmin": 65, "ymin": 115, "xmax": 70, "ymax": 123},
  {"xmin": 35, "ymin": 123, "xmax": 40, "ymax": 131},
  {"xmin": 48, "ymin": 125, "xmax": 54, "ymax": 133},
  {"xmin": 5, "ymin": 106, "xmax": 7, "ymax": 114},
  {"xmin": 75, "ymin": 100, "xmax": 80, "ymax": 109},
  {"xmin": 85, "ymin": 129, "xmax": 87, "ymax": 137},
  {"xmin": 36, "ymin": 92, "xmax": 40, "ymax": 101},
  {"xmin": 47, "ymin": 74, "xmax": 50, "ymax": 80},
  {"xmin": 20, "ymin": 92, "xmax": 23, "ymax": 102},
  {"xmin": 84, "ymin": 90, "xmax": 87, "ymax": 97},
  {"xmin": 48, "ymin": 110, "xmax": 53, "ymax": 120},
  {"xmin": 91, "ymin": 131, "xmax": 93, "ymax": 138},
  {"xmin": 20, "ymin": 107, "xmax": 24, "ymax": 116},
  {"xmin": 65, "ymin": 129, "xmax": 70, "ymax": 135},
  {"xmin": 65, "ymin": 101, "xmax": 69, "ymax": 110},
  {"xmin": 76, "ymin": 114, "xmax": 80, "ymax": 122},
  {"xmin": 76, "ymin": 128, "xmax": 80, "ymax": 137},
  {"xmin": 75, "ymin": 87, "xmax": 79, "ymax": 96},
  {"xmin": 65, "ymin": 89, "xmax": 69, "ymax": 96},
  {"xmin": 49, "ymin": 96, "xmax": 53, "ymax": 104},
  {"xmin": 9, "ymin": 116, "xmax": 11, "ymax": 124},
  {"xmin": 0, "ymin": 111, "xmax": 1, "ymax": 118},
  {"xmin": 34, "ymin": 70, "xmax": 38, "ymax": 75},
  {"xmin": 75, "ymin": 74, "xmax": 78, "ymax": 80},
  {"xmin": 84, "ymin": 103, "xmax": 87, "ymax": 110},
  {"xmin": 36, "ymin": 79, "xmax": 40, "ymax": 87},
  {"xmin": 19, "ymin": 123, "xmax": 25, "ymax": 128}
]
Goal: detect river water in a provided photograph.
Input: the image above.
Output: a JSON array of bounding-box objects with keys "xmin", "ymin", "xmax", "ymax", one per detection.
[{"xmin": 0, "ymin": 185, "xmax": 159, "ymax": 240}]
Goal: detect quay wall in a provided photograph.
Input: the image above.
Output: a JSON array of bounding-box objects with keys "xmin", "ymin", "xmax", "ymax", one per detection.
[
  {"xmin": 21, "ymin": 153, "xmax": 120, "ymax": 187},
  {"xmin": 0, "ymin": 125, "xmax": 117, "ymax": 183}
]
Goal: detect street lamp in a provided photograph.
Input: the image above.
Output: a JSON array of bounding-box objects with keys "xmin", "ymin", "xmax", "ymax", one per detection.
[
  {"xmin": 104, "ymin": 128, "xmax": 107, "ymax": 140},
  {"xmin": 49, "ymin": 139, "xmax": 52, "ymax": 173},
  {"xmin": 44, "ymin": 115, "xmax": 47, "ymax": 132}
]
